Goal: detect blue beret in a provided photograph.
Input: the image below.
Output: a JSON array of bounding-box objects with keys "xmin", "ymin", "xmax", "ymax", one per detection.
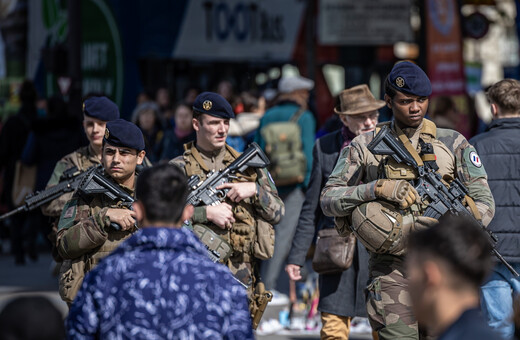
[
  {"xmin": 83, "ymin": 96, "xmax": 120, "ymax": 121},
  {"xmin": 104, "ymin": 119, "xmax": 145, "ymax": 151},
  {"xmin": 192, "ymin": 92, "xmax": 235, "ymax": 119},
  {"xmin": 388, "ymin": 61, "xmax": 432, "ymax": 97}
]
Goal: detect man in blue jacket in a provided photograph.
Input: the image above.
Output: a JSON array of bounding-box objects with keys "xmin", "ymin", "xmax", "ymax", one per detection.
[{"xmin": 470, "ymin": 78, "xmax": 520, "ymax": 339}]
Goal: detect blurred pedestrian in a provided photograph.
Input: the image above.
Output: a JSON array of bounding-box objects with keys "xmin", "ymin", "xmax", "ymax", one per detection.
[
  {"xmin": 255, "ymin": 75, "xmax": 316, "ymax": 295},
  {"xmin": 0, "ymin": 296, "xmax": 65, "ymax": 340},
  {"xmin": 407, "ymin": 215, "xmax": 501, "ymax": 339},
  {"xmin": 470, "ymin": 78, "xmax": 520, "ymax": 339},
  {"xmin": 0, "ymin": 80, "xmax": 38, "ymax": 264},
  {"xmin": 430, "ymin": 96, "xmax": 458, "ymax": 130},
  {"xmin": 228, "ymin": 91, "xmax": 265, "ymax": 152},
  {"xmin": 285, "ymin": 84, "xmax": 383, "ymax": 339},
  {"xmin": 67, "ymin": 163, "xmax": 254, "ymax": 339},
  {"xmin": 131, "ymin": 101, "xmax": 167, "ymax": 163},
  {"xmin": 159, "ymin": 101, "xmax": 196, "ymax": 160}
]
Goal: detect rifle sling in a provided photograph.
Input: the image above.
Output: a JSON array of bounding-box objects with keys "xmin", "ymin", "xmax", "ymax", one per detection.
[
  {"xmin": 394, "ymin": 125, "xmax": 424, "ymax": 167},
  {"xmin": 465, "ymin": 195, "xmax": 482, "ymax": 221}
]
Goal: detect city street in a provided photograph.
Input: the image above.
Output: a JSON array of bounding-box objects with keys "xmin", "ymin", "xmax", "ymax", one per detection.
[{"xmin": 0, "ymin": 250, "xmax": 371, "ymax": 339}]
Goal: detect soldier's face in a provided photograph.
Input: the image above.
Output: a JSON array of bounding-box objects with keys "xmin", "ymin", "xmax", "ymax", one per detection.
[
  {"xmin": 102, "ymin": 144, "xmax": 145, "ymax": 185},
  {"xmin": 83, "ymin": 115, "xmax": 107, "ymax": 148},
  {"xmin": 193, "ymin": 114, "xmax": 229, "ymax": 151},
  {"xmin": 341, "ymin": 111, "xmax": 379, "ymax": 136},
  {"xmin": 385, "ymin": 92, "xmax": 429, "ymax": 128}
]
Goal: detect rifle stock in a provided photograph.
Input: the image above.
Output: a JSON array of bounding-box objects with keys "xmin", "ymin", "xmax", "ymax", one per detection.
[{"xmin": 367, "ymin": 125, "xmax": 519, "ymax": 277}]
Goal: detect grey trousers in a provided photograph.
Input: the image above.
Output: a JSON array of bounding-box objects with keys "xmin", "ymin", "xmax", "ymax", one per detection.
[{"xmin": 261, "ymin": 187, "xmax": 305, "ymax": 291}]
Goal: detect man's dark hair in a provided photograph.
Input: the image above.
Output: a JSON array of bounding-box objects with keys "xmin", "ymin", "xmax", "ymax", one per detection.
[
  {"xmin": 384, "ymin": 75, "xmax": 397, "ymax": 99},
  {"xmin": 408, "ymin": 214, "xmax": 493, "ymax": 289},
  {"xmin": 135, "ymin": 163, "xmax": 188, "ymax": 223},
  {"xmin": 0, "ymin": 296, "xmax": 65, "ymax": 340}
]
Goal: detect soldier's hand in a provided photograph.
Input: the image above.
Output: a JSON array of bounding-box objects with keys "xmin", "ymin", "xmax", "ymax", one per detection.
[
  {"xmin": 375, "ymin": 179, "xmax": 419, "ymax": 209},
  {"xmin": 413, "ymin": 216, "xmax": 438, "ymax": 231},
  {"xmin": 105, "ymin": 208, "xmax": 136, "ymax": 231},
  {"xmin": 217, "ymin": 182, "xmax": 257, "ymax": 202},
  {"xmin": 285, "ymin": 264, "xmax": 302, "ymax": 281},
  {"xmin": 206, "ymin": 203, "xmax": 235, "ymax": 229}
]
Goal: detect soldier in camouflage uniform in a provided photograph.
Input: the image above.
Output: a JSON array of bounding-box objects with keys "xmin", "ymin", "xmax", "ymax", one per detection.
[
  {"xmin": 320, "ymin": 62, "xmax": 495, "ymax": 339},
  {"xmin": 56, "ymin": 119, "xmax": 146, "ymax": 304},
  {"xmin": 170, "ymin": 92, "xmax": 284, "ymax": 312},
  {"xmin": 41, "ymin": 97, "xmax": 120, "ymax": 265}
]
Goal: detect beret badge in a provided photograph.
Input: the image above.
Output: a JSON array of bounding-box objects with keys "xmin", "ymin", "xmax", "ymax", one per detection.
[
  {"xmin": 395, "ymin": 76, "xmax": 405, "ymax": 88},
  {"xmin": 203, "ymin": 100, "xmax": 213, "ymax": 111},
  {"xmin": 82, "ymin": 102, "xmax": 86, "ymax": 112},
  {"xmin": 104, "ymin": 128, "xmax": 110, "ymax": 139}
]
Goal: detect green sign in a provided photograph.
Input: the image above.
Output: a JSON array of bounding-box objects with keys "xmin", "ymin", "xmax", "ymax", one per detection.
[{"xmin": 82, "ymin": 0, "xmax": 124, "ymax": 106}]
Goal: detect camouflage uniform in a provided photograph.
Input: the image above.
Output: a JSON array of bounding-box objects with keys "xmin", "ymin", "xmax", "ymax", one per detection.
[
  {"xmin": 170, "ymin": 142, "xmax": 284, "ymax": 295},
  {"xmin": 321, "ymin": 119, "xmax": 495, "ymax": 339},
  {"xmin": 55, "ymin": 174, "xmax": 137, "ymax": 304}
]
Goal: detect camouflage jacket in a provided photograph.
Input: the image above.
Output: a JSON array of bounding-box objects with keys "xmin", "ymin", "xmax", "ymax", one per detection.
[
  {"xmin": 321, "ymin": 119, "xmax": 495, "ymax": 227},
  {"xmin": 41, "ymin": 145, "xmax": 100, "ymax": 217},
  {"xmin": 170, "ymin": 143, "xmax": 284, "ymax": 228},
  {"xmin": 56, "ymin": 178, "xmax": 136, "ymax": 269}
]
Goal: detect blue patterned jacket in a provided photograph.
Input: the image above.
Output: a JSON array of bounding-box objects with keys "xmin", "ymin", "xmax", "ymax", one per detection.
[{"xmin": 66, "ymin": 227, "xmax": 254, "ymax": 340}]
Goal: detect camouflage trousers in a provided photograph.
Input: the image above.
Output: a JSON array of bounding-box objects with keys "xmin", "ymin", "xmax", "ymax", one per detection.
[{"xmin": 365, "ymin": 254, "xmax": 431, "ymax": 340}]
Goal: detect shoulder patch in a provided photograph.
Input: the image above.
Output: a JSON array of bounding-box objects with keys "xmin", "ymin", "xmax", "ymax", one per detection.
[
  {"xmin": 469, "ymin": 151, "xmax": 482, "ymax": 168},
  {"xmin": 58, "ymin": 199, "xmax": 78, "ymax": 231},
  {"xmin": 463, "ymin": 147, "xmax": 487, "ymax": 178}
]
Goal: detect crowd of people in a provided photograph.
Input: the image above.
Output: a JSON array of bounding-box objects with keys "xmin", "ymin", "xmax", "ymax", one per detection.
[{"xmin": 0, "ymin": 61, "xmax": 519, "ymax": 340}]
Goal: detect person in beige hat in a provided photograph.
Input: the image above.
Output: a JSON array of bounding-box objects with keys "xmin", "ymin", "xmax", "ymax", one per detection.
[{"xmin": 285, "ymin": 84, "xmax": 383, "ymax": 339}]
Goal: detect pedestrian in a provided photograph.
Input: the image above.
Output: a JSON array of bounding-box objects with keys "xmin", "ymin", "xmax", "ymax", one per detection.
[
  {"xmin": 159, "ymin": 101, "xmax": 196, "ymax": 160},
  {"xmin": 320, "ymin": 61, "xmax": 495, "ymax": 339},
  {"xmin": 170, "ymin": 92, "xmax": 284, "ymax": 326},
  {"xmin": 255, "ymin": 75, "xmax": 316, "ymax": 296},
  {"xmin": 470, "ymin": 78, "xmax": 520, "ymax": 339},
  {"xmin": 55, "ymin": 119, "xmax": 146, "ymax": 304},
  {"xmin": 66, "ymin": 163, "xmax": 254, "ymax": 339},
  {"xmin": 285, "ymin": 84, "xmax": 383, "ymax": 339},
  {"xmin": 131, "ymin": 101, "xmax": 167, "ymax": 163},
  {"xmin": 407, "ymin": 215, "xmax": 502, "ymax": 340}
]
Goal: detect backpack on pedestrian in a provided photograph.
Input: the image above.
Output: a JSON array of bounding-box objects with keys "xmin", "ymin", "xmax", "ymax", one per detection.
[{"xmin": 260, "ymin": 107, "xmax": 306, "ymax": 186}]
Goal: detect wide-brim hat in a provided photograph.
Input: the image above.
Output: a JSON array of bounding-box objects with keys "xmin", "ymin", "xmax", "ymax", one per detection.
[{"xmin": 334, "ymin": 85, "xmax": 385, "ymax": 115}]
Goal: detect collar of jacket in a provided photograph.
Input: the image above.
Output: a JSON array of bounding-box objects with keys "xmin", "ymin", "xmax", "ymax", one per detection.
[{"xmin": 487, "ymin": 117, "xmax": 520, "ymax": 131}]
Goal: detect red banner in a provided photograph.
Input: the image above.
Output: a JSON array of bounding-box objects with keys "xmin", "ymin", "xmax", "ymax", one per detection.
[{"xmin": 426, "ymin": 0, "xmax": 466, "ymax": 96}]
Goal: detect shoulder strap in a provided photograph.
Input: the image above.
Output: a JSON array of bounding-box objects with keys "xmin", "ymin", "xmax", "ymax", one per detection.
[
  {"xmin": 289, "ymin": 107, "xmax": 306, "ymax": 123},
  {"xmin": 394, "ymin": 124, "xmax": 424, "ymax": 167}
]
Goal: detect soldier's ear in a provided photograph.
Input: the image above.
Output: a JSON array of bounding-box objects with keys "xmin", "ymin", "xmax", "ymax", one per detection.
[{"xmin": 384, "ymin": 94, "xmax": 392, "ymax": 109}]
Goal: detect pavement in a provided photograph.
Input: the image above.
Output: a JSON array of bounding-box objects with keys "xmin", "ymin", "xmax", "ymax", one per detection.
[{"xmin": 0, "ymin": 249, "xmax": 372, "ymax": 339}]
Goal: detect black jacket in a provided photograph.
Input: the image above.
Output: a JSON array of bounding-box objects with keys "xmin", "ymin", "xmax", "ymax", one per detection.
[
  {"xmin": 287, "ymin": 129, "xmax": 369, "ymax": 317},
  {"xmin": 470, "ymin": 118, "xmax": 520, "ymax": 262}
]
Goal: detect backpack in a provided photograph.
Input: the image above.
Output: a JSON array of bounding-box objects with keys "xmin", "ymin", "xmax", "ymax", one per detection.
[{"xmin": 260, "ymin": 107, "xmax": 306, "ymax": 186}]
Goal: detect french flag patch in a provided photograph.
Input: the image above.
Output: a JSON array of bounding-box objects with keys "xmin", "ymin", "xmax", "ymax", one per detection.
[{"xmin": 469, "ymin": 151, "xmax": 482, "ymax": 168}]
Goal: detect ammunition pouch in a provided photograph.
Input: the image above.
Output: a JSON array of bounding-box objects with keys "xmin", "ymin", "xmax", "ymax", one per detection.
[
  {"xmin": 253, "ymin": 218, "xmax": 275, "ymax": 260},
  {"xmin": 383, "ymin": 158, "xmax": 417, "ymax": 180},
  {"xmin": 192, "ymin": 224, "xmax": 233, "ymax": 263},
  {"xmin": 58, "ymin": 257, "xmax": 86, "ymax": 304},
  {"xmin": 351, "ymin": 201, "xmax": 413, "ymax": 256}
]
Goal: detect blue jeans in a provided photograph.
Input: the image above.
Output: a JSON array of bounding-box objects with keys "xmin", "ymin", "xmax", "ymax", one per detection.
[{"xmin": 480, "ymin": 262, "xmax": 520, "ymax": 339}]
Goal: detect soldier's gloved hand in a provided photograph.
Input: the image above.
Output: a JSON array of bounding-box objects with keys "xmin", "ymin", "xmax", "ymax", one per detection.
[
  {"xmin": 413, "ymin": 216, "xmax": 438, "ymax": 232},
  {"xmin": 105, "ymin": 208, "xmax": 137, "ymax": 231},
  {"xmin": 206, "ymin": 203, "xmax": 235, "ymax": 230},
  {"xmin": 374, "ymin": 179, "xmax": 418, "ymax": 209}
]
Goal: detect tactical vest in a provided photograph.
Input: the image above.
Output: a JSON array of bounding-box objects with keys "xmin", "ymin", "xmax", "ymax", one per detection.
[
  {"xmin": 351, "ymin": 119, "xmax": 459, "ymax": 255},
  {"xmin": 183, "ymin": 142, "xmax": 259, "ymax": 264},
  {"xmin": 58, "ymin": 188, "xmax": 135, "ymax": 304}
]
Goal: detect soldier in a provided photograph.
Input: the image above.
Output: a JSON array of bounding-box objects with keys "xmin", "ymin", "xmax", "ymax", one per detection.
[
  {"xmin": 42, "ymin": 96, "xmax": 120, "ymax": 219},
  {"xmin": 320, "ymin": 61, "xmax": 495, "ymax": 340},
  {"xmin": 170, "ymin": 92, "xmax": 284, "ymax": 318},
  {"xmin": 56, "ymin": 119, "xmax": 146, "ymax": 304}
]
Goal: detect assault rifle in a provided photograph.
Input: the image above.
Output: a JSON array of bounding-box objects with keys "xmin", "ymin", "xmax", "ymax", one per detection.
[
  {"xmin": 0, "ymin": 165, "xmax": 100, "ymax": 222},
  {"xmin": 76, "ymin": 166, "xmax": 136, "ymax": 231},
  {"xmin": 367, "ymin": 124, "xmax": 519, "ymax": 277},
  {"xmin": 187, "ymin": 142, "xmax": 270, "ymax": 206}
]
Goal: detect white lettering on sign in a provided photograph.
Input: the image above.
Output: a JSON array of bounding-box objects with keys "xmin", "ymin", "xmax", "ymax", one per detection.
[
  {"xmin": 173, "ymin": 0, "xmax": 305, "ymax": 61},
  {"xmin": 82, "ymin": 42, "xmax": 109, "ymax": 71}
]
